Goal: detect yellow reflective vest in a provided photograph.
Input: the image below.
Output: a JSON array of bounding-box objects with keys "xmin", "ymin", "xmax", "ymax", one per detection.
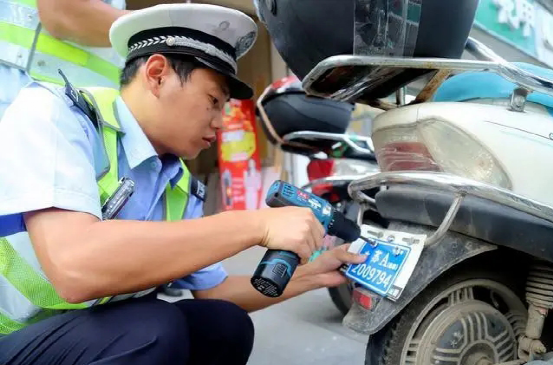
[
  {"xmin": 0, "ymin": 86, "xmax": 197, "ymax": 335},
  {"xmin": 0, "ymin": 0, "xmax": 125, "ymax": 87}
]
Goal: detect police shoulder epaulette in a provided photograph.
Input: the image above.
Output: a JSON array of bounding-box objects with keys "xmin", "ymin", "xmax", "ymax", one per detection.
[
  {"xmin": 190, "ymin": 177, "xmax": 207, "ymax": 202},
  {"xmin": 58, "ymin": 69, "xmax": 98, "ymax": 128}
]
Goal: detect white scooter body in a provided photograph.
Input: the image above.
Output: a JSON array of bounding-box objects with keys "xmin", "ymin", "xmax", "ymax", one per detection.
[
  {"xmin": 371, "ymin": 100, "xmax": 553, "ymax": 206},
  {"xmin": 300, "ymin": 36, "xmax": 553, "ymax": 365}
]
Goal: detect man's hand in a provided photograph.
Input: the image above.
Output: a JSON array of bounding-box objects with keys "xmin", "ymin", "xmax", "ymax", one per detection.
[
  {"xmin": 297, "ymin": 244, "xmax": 367, "ymax": 288},
  {"xmin": 256, "ymin": 207, "xmax": 326, "ymax": 263},
  {"xmin": 194, "ymin": 244, "xmax": 367, "ymax": 313}
]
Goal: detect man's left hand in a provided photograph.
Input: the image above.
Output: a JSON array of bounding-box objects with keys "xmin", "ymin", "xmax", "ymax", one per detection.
[
  {"xmin": 298, "ymin": 244, "xmax": 367, "ymax": 288},
  {"xmin": 194, "ymin": 244, "xmax": 367, "ymax": 313}
]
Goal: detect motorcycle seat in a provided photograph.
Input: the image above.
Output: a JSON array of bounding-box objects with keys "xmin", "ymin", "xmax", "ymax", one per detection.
[
  {"xmin": 376, "ymin": 186, "xmax": 553, "ymax": 263},
  {"xmin": 433, "ymin": 62, "xmax": 553, "ymax": 113}
]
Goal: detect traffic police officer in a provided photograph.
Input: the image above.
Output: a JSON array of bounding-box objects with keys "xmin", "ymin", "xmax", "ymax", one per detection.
[
  {"xmin": 0, "ymin": 0, "xmax": 128, "ymax": 119},
  {"xmin": 0, "ymin": 4, "xmax": 366, "ymax": 364}
]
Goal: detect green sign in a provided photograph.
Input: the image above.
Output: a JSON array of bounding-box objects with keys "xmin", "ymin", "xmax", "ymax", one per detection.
[{"xmin": 474, "ymin": 0, "xmax": 538, "ymax": 57}]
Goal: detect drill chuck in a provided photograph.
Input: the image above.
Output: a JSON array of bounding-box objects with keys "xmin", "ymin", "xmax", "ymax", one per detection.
[{"xmin": 328, "ymin": 212, "xmax": 361, "ymax": 243}]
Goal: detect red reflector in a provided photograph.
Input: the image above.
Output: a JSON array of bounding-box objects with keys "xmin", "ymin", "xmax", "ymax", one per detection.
[
  {"xmin": 307, "ymin": 159, "xmax": 335, "ymax": 181},
  {"xmin": 311, "ymin": 183, "xmax": 334, "ymax": 197},
  {"xmin": 352, "ymin": 288, "xmax": 373, "ymax": 310}
]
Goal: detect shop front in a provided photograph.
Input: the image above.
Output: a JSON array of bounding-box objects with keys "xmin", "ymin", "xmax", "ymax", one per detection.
[{"xmin": 470, "ymin": 0, "xmax": 553, "ymax": 67}]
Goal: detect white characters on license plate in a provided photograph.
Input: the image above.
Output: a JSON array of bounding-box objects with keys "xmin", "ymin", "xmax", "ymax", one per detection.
[{"xmin": 346, "ymin": 226, "xmax": 426, "ymax": 301}]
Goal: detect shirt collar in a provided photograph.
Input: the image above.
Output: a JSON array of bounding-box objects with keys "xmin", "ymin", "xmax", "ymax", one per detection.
[
  {"xmin": 114, "ymin": 97, "xmax": 184, "ymax": 187},
  {"xmin": 162, "ymin": 154, "xmax": 185, "ymax": 189},
  {"xmin": 114, "ymin": 96, "xmax": 158, "ymax": 170}
]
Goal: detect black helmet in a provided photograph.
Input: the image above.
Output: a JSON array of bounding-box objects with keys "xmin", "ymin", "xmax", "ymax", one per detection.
[
  {"xmin": 255, "ymin": 0, "xmax": 479, "ymax": 93},
  {"xmin": 256, "ymin": 76, "xmax": 354, "ymax": 155}
]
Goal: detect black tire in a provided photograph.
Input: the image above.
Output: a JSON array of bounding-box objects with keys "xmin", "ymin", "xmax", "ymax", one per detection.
[
  {"xmin": 325, "ymin": 199, "xmax": 355, "ymax": 316},
  {"xmin": 328, "ymin": 283, "xmax": 353, "ymax": 316},
  {"xmin": 326, "ymin": 199, "xmax": 386, "ymax": 316},
  {"xmin": 365, "ymin": 253, "xmax": 528, "ymax": 365}
]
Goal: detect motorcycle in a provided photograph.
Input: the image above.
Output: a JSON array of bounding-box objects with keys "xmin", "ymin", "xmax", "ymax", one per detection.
[
  {"xmin": 301, "ymin": 32, "xmax": 553, "ymax": 365},
  {"xmin": 256, "ymin": 79, "xmax": 383, "ymax": 315},
  {"xmin": 254, "ymin": 0, "xmax": 553, "ymax": 362}
]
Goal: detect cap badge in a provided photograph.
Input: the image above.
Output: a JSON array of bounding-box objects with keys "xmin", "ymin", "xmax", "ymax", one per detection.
[{"xmin": 166, "ymin": 36, "xmax": 176, "ymax": 47}]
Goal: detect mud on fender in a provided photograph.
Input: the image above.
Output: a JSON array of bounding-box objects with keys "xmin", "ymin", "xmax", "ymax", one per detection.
[{"xmin": 342, "ymin": 221, "xmax": 496, "ymax": 335}]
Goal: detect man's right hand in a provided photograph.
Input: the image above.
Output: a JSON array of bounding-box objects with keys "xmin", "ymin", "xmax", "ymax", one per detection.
[{"xmin": 256, "ymin": 207, "xmax": 325, "ymax": 263}]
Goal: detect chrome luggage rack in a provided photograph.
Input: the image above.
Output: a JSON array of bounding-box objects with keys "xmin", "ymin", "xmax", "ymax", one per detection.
[
  {"xmin": 348, "ymin": 171, "xmax": 553, "ymax": 246},
  {"xmin": 300, "ymin": 173, "xmax": 379, "ymax": 194},
  {"xmin": 282, "ymin": 131, "xmax": 375, "ymax": 157},
  {"xmin": 302, "ymin": 37, "xmax": 553, "ymax": 106}
]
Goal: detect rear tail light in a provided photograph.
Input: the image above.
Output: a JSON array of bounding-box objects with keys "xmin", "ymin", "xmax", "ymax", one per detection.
[
  {"xmin": 372, "ymin": 119, "xmax": 512, "ymax": 189},
  {"xmin": 374, "ymin": 140, "xmax": 439, "ymax": 172}
]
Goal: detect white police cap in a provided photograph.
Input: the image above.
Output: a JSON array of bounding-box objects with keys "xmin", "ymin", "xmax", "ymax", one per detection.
[{"xmin": 110, "ymin": 3, "xmax": 258, "ymax": 99}]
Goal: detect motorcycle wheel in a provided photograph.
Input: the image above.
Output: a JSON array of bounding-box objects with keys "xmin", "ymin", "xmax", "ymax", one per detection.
[
  {"xmin": 328, "ymin": 283, "xmax": 353, "ymax": 316},
  {"xmin": 365, "ymin": 264, "xmax": 528, "ymax": 365}
]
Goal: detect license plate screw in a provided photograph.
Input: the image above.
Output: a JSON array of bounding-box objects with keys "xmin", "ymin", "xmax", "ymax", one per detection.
[
  {"xmin": 367, "ymin": 230, "xmax": 383, "ymax": 239},
  {"xmin": 402, "ymin": 237, "xmax": 415, "ymax": 245}
]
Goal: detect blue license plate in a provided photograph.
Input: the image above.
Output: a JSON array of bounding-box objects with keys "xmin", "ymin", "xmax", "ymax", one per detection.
[{"xmin": 345, "ymin": 240, "xmax": 411, "ymax": 297}]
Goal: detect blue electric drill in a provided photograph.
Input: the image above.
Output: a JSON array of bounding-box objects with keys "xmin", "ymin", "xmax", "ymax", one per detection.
[{"xmin": 251, "ymin": 180, "xmax": 365, "ymax": 298}]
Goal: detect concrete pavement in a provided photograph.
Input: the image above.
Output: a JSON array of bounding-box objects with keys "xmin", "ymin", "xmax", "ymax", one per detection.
[
  {"xmin": 161, "ymin": 246, "xmax": 367, "ymax": 365},
  {"xmin": 247, "ymin": 285, "xmax": 367, "ymax": 365}
]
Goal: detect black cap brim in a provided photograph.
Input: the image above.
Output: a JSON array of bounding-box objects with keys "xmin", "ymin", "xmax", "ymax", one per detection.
[{"xmin": 195, "ymin": 57, "xmax": 253, "ymax": 100}]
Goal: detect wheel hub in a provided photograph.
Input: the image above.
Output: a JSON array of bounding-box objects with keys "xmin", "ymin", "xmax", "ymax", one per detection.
[
  {"xmin": 416, "ymin": 301, "xmax": 518, "ymax": 364},
  {"xmin": 463, "ymin": 345, "xmax": 495, "ymax": 365}
]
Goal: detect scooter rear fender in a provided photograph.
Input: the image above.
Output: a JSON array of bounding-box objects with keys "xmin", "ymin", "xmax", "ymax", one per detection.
[{"xmin": 342, "ymin": 221, "xmax": 496, "ymax": 335}]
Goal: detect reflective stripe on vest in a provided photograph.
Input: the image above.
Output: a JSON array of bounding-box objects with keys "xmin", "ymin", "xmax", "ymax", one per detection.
[
  {"xmin": 0, "ymin": 237, "xmax": 88, "ymax": 310},
  {"xmin": 0, "ymin": 311, "xmax": 24, "ymax": 334},
  {"xmin": 0, "ymin": 0, "xmax": 124, "ymax": 87},
  {"xmin": 0, "ymin": 87, "xmax": 192, "ymax": 335}
]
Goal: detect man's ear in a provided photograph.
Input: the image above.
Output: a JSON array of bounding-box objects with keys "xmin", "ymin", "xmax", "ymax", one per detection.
[{"xmin": 143, "ymin": 54, "xmax": 171, "ymax": 97}]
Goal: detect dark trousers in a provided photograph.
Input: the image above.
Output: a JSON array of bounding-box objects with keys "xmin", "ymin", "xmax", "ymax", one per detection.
[{"xmin": 0, "ymin": 296, "xmax": 254, "ymax": 365}]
